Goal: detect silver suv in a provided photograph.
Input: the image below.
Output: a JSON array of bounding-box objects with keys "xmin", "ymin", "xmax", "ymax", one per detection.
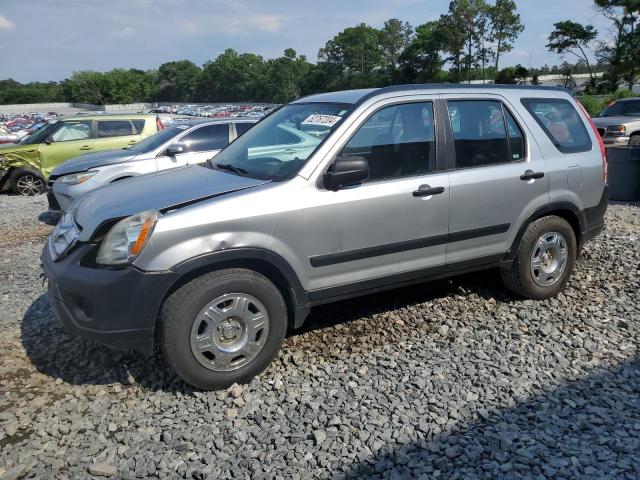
[
  {"xmin": 47, "ymin": 118, "xmax": 257, "ymax": 211},
  {"xmin": 42, "ymin": 84, "xmax": 609, "ymax": 390}
]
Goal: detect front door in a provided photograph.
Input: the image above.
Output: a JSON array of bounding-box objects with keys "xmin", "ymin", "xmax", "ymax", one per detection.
[
  {"xmin": 304, "ymin": 99, "xmax": 450, "ymax": 292},
  {"xmin": 442, "ymin": 96, "xmax": 549, "ymax": 265},
  {"xmin": 38, "ymin": 120, "xmax": 94, "ymax": 177}
]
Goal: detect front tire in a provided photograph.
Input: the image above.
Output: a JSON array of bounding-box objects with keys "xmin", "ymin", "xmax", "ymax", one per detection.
[
  {"xmin": 501, "ymin": 216, "xmax": 577, "ymax": 299},
  {"xmin": 11, "ymin": 169, "xmax": 46, "ymax": 196},
  {"xmin": 159, "ymin": 268, "xmax": 287, "ymax": 390}
]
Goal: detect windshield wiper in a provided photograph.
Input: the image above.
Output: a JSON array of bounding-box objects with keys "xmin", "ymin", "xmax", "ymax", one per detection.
[{"xmin": 215, "ymin": 163, "xmax": 248, "ymax": 175}]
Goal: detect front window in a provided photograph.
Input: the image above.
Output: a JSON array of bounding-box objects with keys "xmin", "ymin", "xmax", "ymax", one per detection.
[
  {"xmin": 20, "ymin": 121, "xmax": 60, "ymax": 144},
  {"xmin": 50, "ymin": 121, "xmax": 92, "ymax": 142},
  {"xmin": 211, "ymin": 102, "xmax": 351, "ymax": 180}
]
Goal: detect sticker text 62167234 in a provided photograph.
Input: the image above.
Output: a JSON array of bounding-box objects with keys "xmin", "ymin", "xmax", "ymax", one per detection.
[{"xmin": 301, "ymin": 114, "xmax": 342, "ymax": 128}]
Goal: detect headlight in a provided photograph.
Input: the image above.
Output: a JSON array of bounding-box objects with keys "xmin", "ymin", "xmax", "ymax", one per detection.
[
  {"xmin": 96, "ymin": 210, "xmax": 159, "ymax": 265},
  {"xmin": 58, "ymin": 170, "xmax": 99, "ymax": 185},
  {"xmin": 50, "ymin": 211, "xmax": 80, "ymax": 260},
  {"xmin": 605, "ymin": 125, "xmax": 626, "ymax": 136}
]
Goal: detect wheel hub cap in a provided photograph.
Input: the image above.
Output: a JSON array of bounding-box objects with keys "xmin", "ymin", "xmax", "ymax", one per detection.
[
  {"xmin": 190, "ymin": 293, "xmax": 270, "ymax": 372},
  {"xmin": 530, "ymin": 231, "xmax": 568, "ymax": 287}
]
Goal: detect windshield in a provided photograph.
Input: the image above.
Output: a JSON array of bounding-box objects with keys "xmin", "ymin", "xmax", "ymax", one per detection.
[
  {"xmin": 20, "ymin": 121, "xmax": 59, "ymax": 144},
  {"xmin": 211, "ymin": 102, "xmax": 351, "ymax": 180},
  {"xmin": 128, "ymin": 125, "xmax": 186, "ymax": 153},
  {"xmin": 599, "ymin": 100, "xmax": 640, "ymax": 117}
]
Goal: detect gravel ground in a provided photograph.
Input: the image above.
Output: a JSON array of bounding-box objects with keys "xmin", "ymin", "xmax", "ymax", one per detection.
[{"xmin": 0, "ymin": 193, "xmax": 639, "ymax": 479}]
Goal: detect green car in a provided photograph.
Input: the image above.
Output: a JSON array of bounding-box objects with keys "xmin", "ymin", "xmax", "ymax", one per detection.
[{"xmin": 0, "ymin": 114, "xmax": 163, "ymax": 196}]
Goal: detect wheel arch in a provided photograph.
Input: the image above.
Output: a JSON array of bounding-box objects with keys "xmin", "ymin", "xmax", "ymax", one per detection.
[
  {"xmin": 159, "ymin": 248, "xmax": 310, "ymax": 332},
  {"xmin": 506, "ymin": 203, "xmax": 585, "ymax": 260}
]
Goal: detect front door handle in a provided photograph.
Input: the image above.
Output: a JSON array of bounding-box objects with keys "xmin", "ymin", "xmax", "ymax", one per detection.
[
  {"xmin": 413, "ymin": 185, "xmax": 445, "ymax": 197},
  {"xmin": 520, "ymin": 170, "xmax": 544, "ymax": 181},
  {"xmin": 79, "ymin": 145, "xmax": 92, "ymax": 151}
]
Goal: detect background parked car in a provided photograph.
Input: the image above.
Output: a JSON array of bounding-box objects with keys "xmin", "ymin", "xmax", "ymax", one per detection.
[
  {"xmin": 593, "ymin": 98, "xmax": 640, "ymax": 146},
  {"xmin": 0, "ymin": 113, "xmax": 162, "ymax": 196},
  {"xmin": 48, "ymin": 118, "xmax": 257, "ymax": 211}
]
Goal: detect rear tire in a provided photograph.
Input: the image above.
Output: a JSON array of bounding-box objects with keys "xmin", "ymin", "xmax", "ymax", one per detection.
[
  {"xmin": 10, "ymin": 169, "xmax": 46, "ymax": 196},
  {"xmin": 501, "ymin": 215, "xmax": 576, "ymax": 299},
  {"xmin": 159, "ymin": 268, "xmax": 287, "ymax": 390}
]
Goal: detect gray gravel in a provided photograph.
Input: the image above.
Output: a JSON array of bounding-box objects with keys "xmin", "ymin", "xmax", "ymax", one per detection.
[{"xmin": 0, "ymin": 193, "xmax": 639, "ymax": 479}]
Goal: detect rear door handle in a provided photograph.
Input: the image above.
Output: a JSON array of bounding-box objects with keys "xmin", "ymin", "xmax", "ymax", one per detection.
[
  {"xmin": 520, "ymin": 170, "xmax": 544, "ymax": 181},
  {"xmin": 413, "ymin": 185, "xmax": 445, "ymax": 197}
]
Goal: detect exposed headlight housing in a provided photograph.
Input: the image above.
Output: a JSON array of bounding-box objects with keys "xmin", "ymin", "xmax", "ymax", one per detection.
[
  {"xmin": 96, "ymin": 210, "xmax": 159, "ymax": 265},
  {"xmin": 50, "ymin": 211, "xmax": 80, "ymax": 260},
  {"xmin": 57, "ymin": 170, "xmax": 99, "ymax": 185},
  {"xmin": 605, "ymin": 125, "xmax": 626, "ymax": 136}
]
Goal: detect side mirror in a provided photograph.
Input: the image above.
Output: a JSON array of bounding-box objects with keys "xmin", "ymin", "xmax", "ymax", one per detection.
[
  {"xmin": 166, "ymin": 143, "xmax": 185, "ymax": 156},
  {"xmin": 44, "ymin": 135, "xmax": 53, "ymax": 145},
  {"xmin": 323, "ymin": 155, "xmax": 369, "ymax": 191}
]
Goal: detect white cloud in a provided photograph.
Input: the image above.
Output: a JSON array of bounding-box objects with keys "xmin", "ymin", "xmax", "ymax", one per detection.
[
  {"xmin": 0, "ymin": 14, "xmax": 15, "ymax": 31},
  {"xmin": 179, "ymin": 13, "xmax": 287, "ymax": 35}
]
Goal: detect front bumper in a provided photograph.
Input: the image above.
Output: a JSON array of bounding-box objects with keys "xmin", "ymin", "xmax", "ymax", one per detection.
[{"xmin": 41, "ymin": 241, "xmax": 177, "ymax": 354}]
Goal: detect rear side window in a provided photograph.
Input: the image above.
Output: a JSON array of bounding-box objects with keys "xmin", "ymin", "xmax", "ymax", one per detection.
[
  {"xmin": 235, "ymin": 122, "xmax": 254, "ymax": 137},
  {"xmin": 132, "ymin": 120, "xmax": 145, "ymax": 134},
  {"xmin": 181, "ymin": 124, "xmax": 229, "ymax": 152},
  {"xmin": 98, "ymin": 120, "xmax": 134, "ymax": 138},
  {"xmin": 447, "ymin": 100, "xmax": 515, "ymax": 168},
  {"xmin": 521, "ymin": 98, "xmax": 591, "ymax": 153}
]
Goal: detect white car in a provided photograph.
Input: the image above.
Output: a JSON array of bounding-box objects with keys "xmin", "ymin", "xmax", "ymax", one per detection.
[{"xmin": 48, "ymin": 118, "xmax": 256, "ymax": 211}]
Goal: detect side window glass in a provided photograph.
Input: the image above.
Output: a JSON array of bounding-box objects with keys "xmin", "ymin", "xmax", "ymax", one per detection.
[
  {"xmin": 132, "ymin": 120, "xmax": 145, "ymax": 134},
  {"xmin": 521, "ymin": 98, "xmax": 591, "ymax": 153},
  {"xmin": 341, "ymin": 102, "xmax": 436, "ymax": 181},
  {"xmin": 235, "ymin": 122, "xmax": 253, "ymax": 137},
  {"xmin": 97, "ymin": 120, "xmax": 134, "ymax": 138},
  {"xmin": 504, "ymin": 109, "xmax": 525, "ymax": 161},
  {"xmin": 181, "ymin": 124, "xmax": 229, "ymax": 152},
  {"xmin": 448, "ymin": 100, "xmax": 510, "ymax": 168},
  {"xmin": 50, "ymin": 121, "xmax": 92, "ymax": 142}
]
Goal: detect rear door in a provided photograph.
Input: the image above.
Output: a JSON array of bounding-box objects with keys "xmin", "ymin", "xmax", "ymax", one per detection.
[
  {"xmin": 442, "ymin": 95, "xmax": 549, "ymax": 265},
  {"xmin": 94, "ymin": 119, "xmax": 140, "ymax": 151},
  {"xmin": 37, "ymin": 120, "xmax": 94, "ymax": 176}
]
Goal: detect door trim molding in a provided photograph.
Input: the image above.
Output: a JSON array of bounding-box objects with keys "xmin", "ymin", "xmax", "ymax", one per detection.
[{"xmin": 309, "ymin": 223, "xmax": 509, "ymax": 267}]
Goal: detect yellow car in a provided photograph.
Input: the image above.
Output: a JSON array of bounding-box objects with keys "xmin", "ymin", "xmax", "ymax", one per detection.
[{"xmin": 0, "ymin": 113, "xmax": 163, "ymax": 195}]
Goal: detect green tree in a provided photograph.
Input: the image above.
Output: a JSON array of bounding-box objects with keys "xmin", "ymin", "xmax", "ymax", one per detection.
[
  {"xmin": 318, "ymin": 23, "xmax": 383, "ymax": 88},
  {"xmin": 488, "ymin": 0, "xmax": 524, "ymax": 73},
  {"xmin": 157, "ymin": 60, "xmax": 202, "ymax": 102},
  {"xmin": 546, "ymin": 20, "xmax": 598, "ymax": 80},
  {"xmin": 199, "ymin": 49, "xmax": 266, "ymax": 102},
  {"xmin": 595, "ymin": 0, "xmax": 640, "ymax": 90},
  {"xmin": 397, "ymin": 21, "xmax": 447, "ymax": 83},
  {"xmin": 262, "ymin": 49, "xmax": 311, "ymax": 103},
  {"xmin": 379, "ymin": 18, "xmax": 414, "ymax": 81}
]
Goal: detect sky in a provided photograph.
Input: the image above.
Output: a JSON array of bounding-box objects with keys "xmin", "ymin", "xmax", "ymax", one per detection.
[{"xmin": 0, "ymin": 0, "xmax": 614, "ymax": 83}]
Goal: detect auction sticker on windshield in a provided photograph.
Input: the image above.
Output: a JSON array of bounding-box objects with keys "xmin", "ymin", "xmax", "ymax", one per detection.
[{"xmin": 302, "ymin": 114, "xmax": 342, "ymax": 127}]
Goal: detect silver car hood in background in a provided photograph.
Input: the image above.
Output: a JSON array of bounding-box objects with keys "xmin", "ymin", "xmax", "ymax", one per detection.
[
  {"xmin": 592, "ymin": 116, "xmax": 636, "ymax": 127},
  {"xmin": 73, "ymin": 166, "xmax": 270, "ymax": 240},
  {"xmin": 51, "ymin": 149, "xmax": 141, "ymax": 177}
]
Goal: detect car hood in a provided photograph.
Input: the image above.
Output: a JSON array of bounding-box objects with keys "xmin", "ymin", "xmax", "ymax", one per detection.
[
  {"xmin": 592, "ymin": 116, "xmax": 638, "ymax": 127},
  {"xmin": 73, "ymin": 166, "xmax": 270, "ymax": 240},
  {"xmin": 51, "ymin": 149, "xmax": 140, "ymax": 176}
]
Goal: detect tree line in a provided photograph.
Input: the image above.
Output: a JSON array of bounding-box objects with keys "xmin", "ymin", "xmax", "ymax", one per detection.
[{"xmin": 1, "ymin": 0, "xmax": 638, "ymax": 106}]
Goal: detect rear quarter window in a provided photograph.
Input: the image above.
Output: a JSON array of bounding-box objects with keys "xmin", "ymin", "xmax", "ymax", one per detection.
[
  {"xmin": 521, "ymin": 98, "xmax": 591, "ymax": 153},
  {"xmin": 132, "ymin": 120, "xmax": 146, "ymax": 134}
]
